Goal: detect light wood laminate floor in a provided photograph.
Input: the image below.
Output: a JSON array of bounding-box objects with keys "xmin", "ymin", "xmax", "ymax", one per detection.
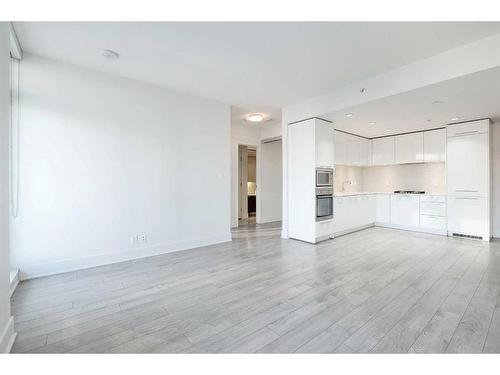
[{"xmin": 11, "ymin": 226, "xmax": 500, "ymax": 353}]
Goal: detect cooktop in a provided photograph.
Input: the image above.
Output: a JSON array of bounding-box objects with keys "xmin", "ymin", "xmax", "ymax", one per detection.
[{"xmin": 393, "ymin": 190, "xmax": 425, "ymax": 194}]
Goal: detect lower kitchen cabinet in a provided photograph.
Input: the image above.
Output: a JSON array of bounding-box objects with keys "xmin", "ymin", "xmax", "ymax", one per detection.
[
  {"xmin": 390, "ymin": 195, "xmax": 420, "ymax": 227},
  {"xmin": 333, "ymin": 195, "xmax": 376, "ymax": 234},
  {"xmin": 447, "ymin": 196, "xmax": 489, "ymax": 239},
  {"xmin": 334, "ymin": 193, "xmax": 448, "ymax": 238},
  {"xmin": 376, "ymin": 194, "xmax": 391, "ymax": 223},
  {"xmin": 420, "ymin": 214, "xmax": 446, "ymax": 230}
]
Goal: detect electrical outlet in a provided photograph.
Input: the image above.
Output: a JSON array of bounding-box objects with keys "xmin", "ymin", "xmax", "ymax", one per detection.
[
  {"xmin": 131, "ymin": 235, "xmax": 139, "ymax": 245},
  {"xmin": 139, "ymin": 232, "xmax": 147, "ymax": 243}
]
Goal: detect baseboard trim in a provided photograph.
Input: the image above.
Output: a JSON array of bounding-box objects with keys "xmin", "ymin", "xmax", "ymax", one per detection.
[
  {"xmin": 10, "ymin": 269, "xmax": 19, "ymax": 297},
  {"xmin": 334, "ymin": 223, "xmax": 375, "ymax": 237},
  {"xmin": 376, "ymin": 223, "xmax": 447, "ymax": 236},
  {"xmin": 0, "ymin": 316, "xmax": 16, "ymax": 353},
  {"xmin": 18, "ymin": 232, "xmax": 232, "ymax": 280}
]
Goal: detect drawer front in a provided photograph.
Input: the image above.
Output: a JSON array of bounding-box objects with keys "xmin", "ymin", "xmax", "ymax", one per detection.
[
  {"xmin": 447, "ymin": 120, "xmax": 489, "ymax": 137},
  {"xmin": 420, "ymin": 215, "xmax": 446, "ymax": 230},
  {"xmin": 420, "ymin": 195, "xmax": 446, "ymax": 203},
  {"xmin": 420, "ymin": 202, "xmax": 446, "ymax": 216}
]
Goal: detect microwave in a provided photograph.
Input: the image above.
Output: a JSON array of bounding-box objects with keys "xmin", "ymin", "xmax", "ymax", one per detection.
[{"xmin": 316, "ymin": 167, "xmax": 334, "ymax": 187}]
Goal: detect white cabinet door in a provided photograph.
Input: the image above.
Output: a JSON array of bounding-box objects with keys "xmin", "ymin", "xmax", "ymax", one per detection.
[
  {"xmin": 420, "ymin": 215, "xmax": 446, "ymax": 230},
  {"xmin": 447, "ymin": 196, "xmax": 489, "ymax": 238},
  {"xmin": 315, "ymin": 120, "xmax": 335, "ymax": 167},
  {"xmin": 447, "ymin": 133, "xmax": 489, "ymax": 197},
  {"xmin": 333, "ymin": 197, "xmax": 348, "ymax": 233},
  {"xmin": 359, "ymin": 139, "xmax": 372, "ymax": 166},
  {"xmin": 334, "ymin": 141, "xmax": 347, "ymax": 165},
  {"xmin": 424, "ymin": 129, "xmax": 446, "ymax": 162},
  {"xmin": 390, "ymin": 195, "xmax": 420, "ymax": 227},
  {"xmin": 395, "ymin": 133, "xmax": 424, "ymax": 164},
  {"xmin": 372, "ymin": 137, "xmax": 395, "ymax": 165},
  {"xmin": 376, "ymin": 194, "xmax": 391, "ymax": 223},
  {"xmin": 347, "ymin": 140, "xmax": 360, "ymax": 166},
  {"xmin": 447, "ymin": 119, "xmax": 489, "ymax": 137}
]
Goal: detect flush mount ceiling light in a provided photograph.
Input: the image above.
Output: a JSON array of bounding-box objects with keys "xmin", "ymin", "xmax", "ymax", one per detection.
[
  {"xmin": 246, "ymin": 113, "xmax": 265, "ymax": 123},
  {"xmin": 102, "ymin": 49, "xmax": 120, "ymax": 60},
  {"xmin": 431, "ymin": 100, "xmax": 444, "ymax": 105},
  {"xmin": 345, "ymin": 113, "xmax": 354, "ymax": 118}
]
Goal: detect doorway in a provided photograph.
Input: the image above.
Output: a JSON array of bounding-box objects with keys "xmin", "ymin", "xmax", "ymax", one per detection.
[{"xmin": 238, "ymin": 145, "xmax": 257, "ymax": 225}]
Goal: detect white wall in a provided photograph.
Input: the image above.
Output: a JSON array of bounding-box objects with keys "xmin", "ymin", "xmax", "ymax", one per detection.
[
  {"xmin": 258, "ymin": 140, "xmax": 282, "ymax": 223},
  {"xmin": 10, "ymin": 54, "xmax": 231, "ymax": 279},
  {"xmin": 0, "ymin": 23, "xmax": 15, "ymax": 353}
]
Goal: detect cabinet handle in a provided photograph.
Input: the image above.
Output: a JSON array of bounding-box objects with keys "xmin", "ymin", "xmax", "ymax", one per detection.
[
  {"xmin": 455, "ymin": 197, "xmax": 478, "ymax": 200},
  {"xmin": 453, "ymin": 130, "xmax": 479, "ymax": 136},
  {"xmin": 455, "ymin": 189, "xmax": 478, "ymax": 193}
]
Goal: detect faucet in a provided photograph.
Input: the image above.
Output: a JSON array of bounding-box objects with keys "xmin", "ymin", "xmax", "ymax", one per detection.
[{"xmin": 342, "ymin": 180, "xmax": 352, "ymax": 192}]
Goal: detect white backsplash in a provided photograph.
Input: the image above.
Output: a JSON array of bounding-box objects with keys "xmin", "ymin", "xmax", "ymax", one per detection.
[
  {"xmin": 334, "ymin": 165, "xmax": 364, "ymax": 193},
  {"xmin": 335, "ymin": 163, "xmax": 446, "ymax": 194}
]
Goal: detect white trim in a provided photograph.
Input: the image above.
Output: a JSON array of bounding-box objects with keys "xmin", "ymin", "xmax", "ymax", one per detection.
[
  {"xmin": 9, "ymin": 269, "xmax": 19, "ymax": 297},
  {"xmin": 18, "ymin": 232, "xmax": 232, "ymax": 280},
  {"xmin": 334, "ymin": 223, "xmax": 375, "ymax": 237},
  {"xmin": 9, "ymin": 23, "xmax": 22, "ymax": 60},
  {"xmin": 376, "ymin": 222, "xmax": 447, "ymax": 236},
  {"xmin": 0, "ymin": 316, "xmax": 16, "ymax": 353}
]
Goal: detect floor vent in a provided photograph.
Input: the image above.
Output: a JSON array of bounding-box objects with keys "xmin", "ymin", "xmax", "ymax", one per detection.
[{"xmin": 452, "ymin": 233, "xmax": 483, "ymax": 240}]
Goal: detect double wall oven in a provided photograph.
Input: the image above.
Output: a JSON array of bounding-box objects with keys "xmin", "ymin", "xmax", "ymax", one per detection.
[{"xmin": 316, "ymin": 168, "xmax": 334, "ymax": 221}]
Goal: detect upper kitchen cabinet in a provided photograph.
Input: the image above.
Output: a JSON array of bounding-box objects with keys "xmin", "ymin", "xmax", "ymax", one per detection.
[
  {"xmin": 423, "ymin": 129, "xmax": 446, "ymax": 162},
  {"xmin": 447, "ymin": 120, "xmax": 490, "ymax": 197},
  {"xmin": 359, "ymin": 139, "xmax": 372, "ymax": 166},
  {"xmin": 315, "ymin": 119, "xmax": 335, "ymax": 167},
  {"xmin": 334, "ymin": 131, "xmax": 371, "ymax": 166},
  {"xmin": 372, "ymin": 137, "xmax": 395, "ymax": 165},
  {"xmin": 395, "ymin": 133, "xmax": 424, "ymax": 164}
]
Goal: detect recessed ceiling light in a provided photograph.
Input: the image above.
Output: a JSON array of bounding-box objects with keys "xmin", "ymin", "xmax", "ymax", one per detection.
[
  {"xmin": 102, "ymin": 49, "xmax": 120, "ymax": 60},
  {"xmin": 246, "ymin": 113, "xmax": 264, "ymax": 123},
  {"xmin": 345, "ymin": 113, "xmax": 354, "ymax": 118},
  {"xmin": 451, "ymin": 117, "xmax": 460, "ymax": 121},
  {"xmin": 368, "ymin": 122, "xmax": 376, "ymax": 126},
  {"xmin": 431, "ymin": 100, "xmax": 444, "ymax": 105}
]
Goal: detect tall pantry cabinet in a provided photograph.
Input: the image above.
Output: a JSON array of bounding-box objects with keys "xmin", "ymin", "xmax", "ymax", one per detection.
[
  {"xmin": 446, "ymin": 119, "xmax": 491, "ymax": 240},
  {"xmin": 288, "ymin": 118, "xmax": 335, "ymax": 243}
]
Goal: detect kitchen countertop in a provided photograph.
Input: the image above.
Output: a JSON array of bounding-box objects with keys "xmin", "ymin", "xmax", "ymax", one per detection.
[{"xmin": 334, "ymin": 191, "xmax": 446, "ymax": 197}]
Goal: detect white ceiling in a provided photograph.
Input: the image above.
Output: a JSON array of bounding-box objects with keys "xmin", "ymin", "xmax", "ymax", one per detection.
[
  {"xmin": 14, "ymin": 22, "xmax": 500, "ymax": 114},
  {"xmin": 323, "ymin": 66, "xmax": 500, "ymax": 138}
]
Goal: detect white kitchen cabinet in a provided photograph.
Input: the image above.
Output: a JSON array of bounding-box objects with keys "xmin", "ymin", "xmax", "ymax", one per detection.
[
  {"xmin": 447, "ymin": 196, "xmax": 489, "ymax": 239},
  {"xmin": 420, "ymin": 202, "xmax": 446, "ymax": 216},
  {"xmin": 359, "ymin": 139, "xmax": 372, "ymax": 166},
  {"xmin": 447, "ymin": 120, "xmax": 489, "ymax": 137},
  {"xmin": 376, "ymin": 194, "xmax": 391, "ymax": 223},
  {"xmin": 395, "ymin": 133, "xmax": 424, "ymax": 164},
  {"xmin": 315, "ymin": 120, "xmax": 335, "ymax": 167},
  {"xmin": 446, "ymin": 119, "xmax": 491, "ymax": 241},
  {"xmin": 447, "ymin": 132, "xmax": 489, "ymax": 197},
  {"xmin": 420, "ymin": 215, "xmax": 446, "ymax": 231},
  {"xmin": 347, "ymin": 140, "xmax": 360, "ymax": 166},
  {"xmin": 372, "ymin": 137, "xmax": 395, "ymax": 165},
  {"xmin": 423, "ymin": 129, "xmax": 446, "ymax": 162},
  {"xmin": 390, "ymin": 195, "xmax": 420, "ymax": 227}
]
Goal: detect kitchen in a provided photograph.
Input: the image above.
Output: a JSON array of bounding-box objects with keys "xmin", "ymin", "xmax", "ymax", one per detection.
[{"xmin": 288, "ymin": 117, "xmax": 492, "ymax": 244}]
